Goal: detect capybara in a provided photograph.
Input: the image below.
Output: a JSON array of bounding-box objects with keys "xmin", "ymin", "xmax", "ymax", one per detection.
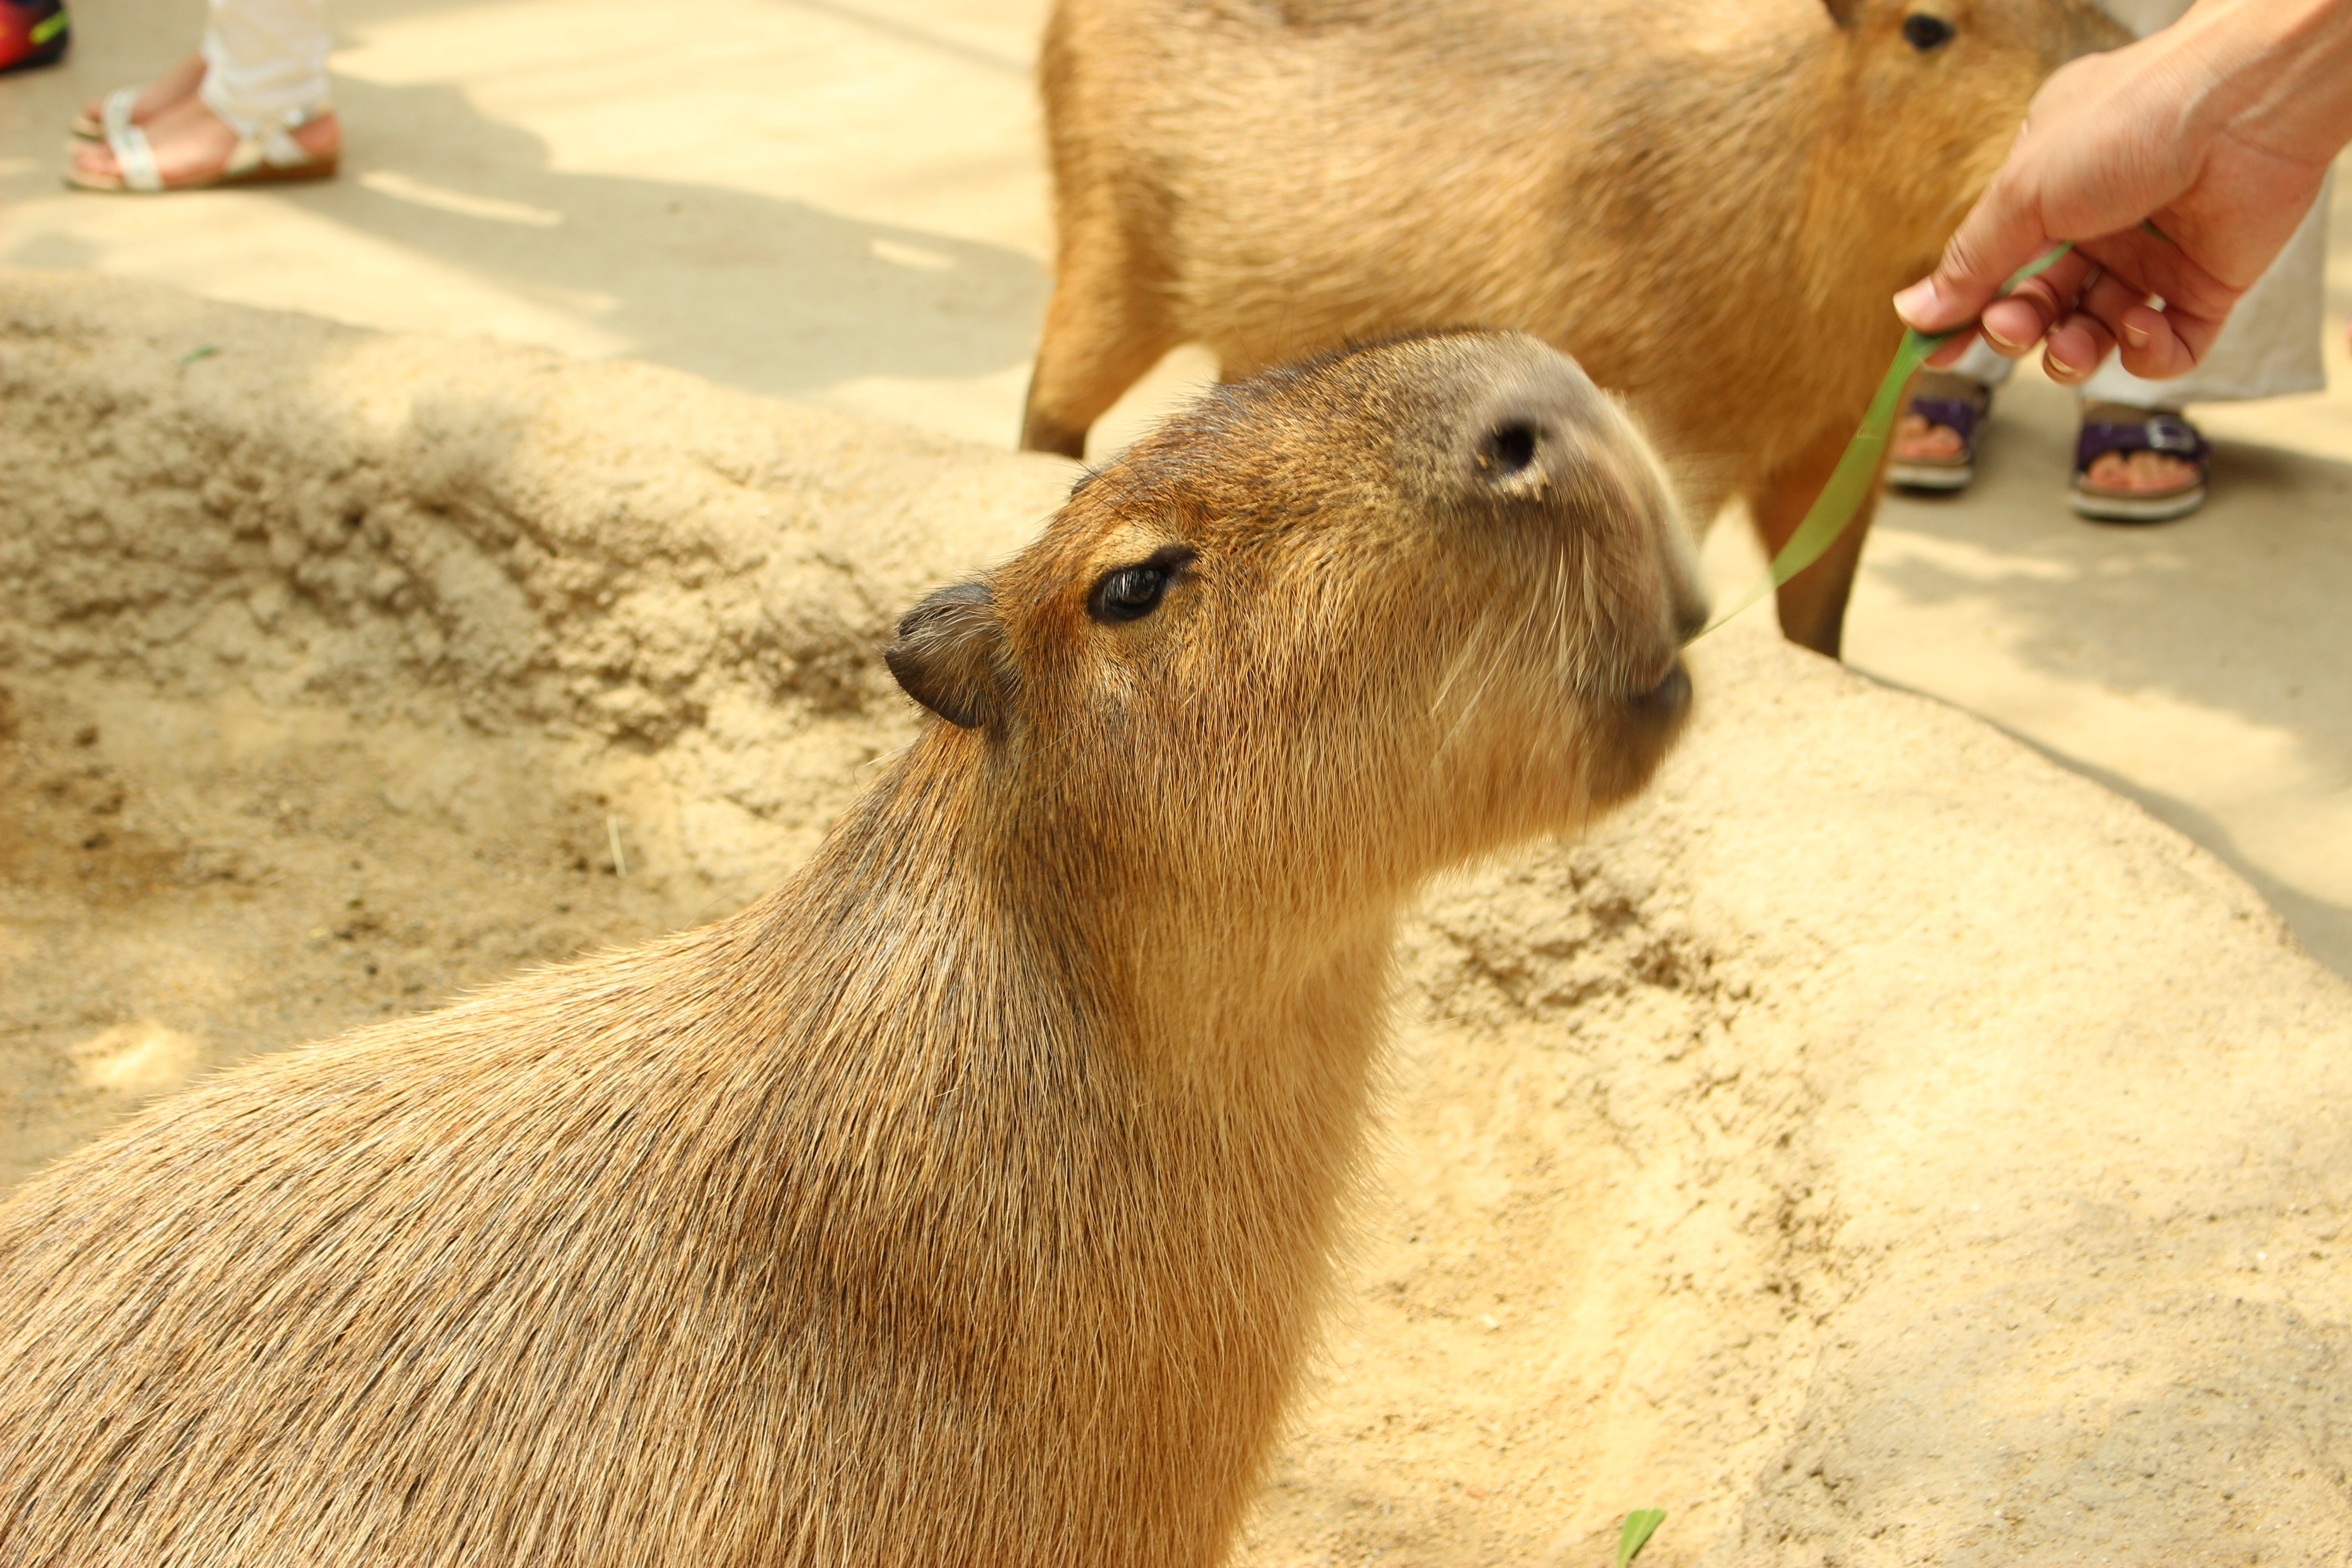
[
  {"xmin": 0, "ymin": 331, "xmax": 1701, "ymax": 1568},
  {"xmin": 1021, "ymin": 0, "xmax": 2128, "ymax": 656}
]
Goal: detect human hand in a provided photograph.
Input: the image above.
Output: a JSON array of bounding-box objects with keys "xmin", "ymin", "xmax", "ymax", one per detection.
[{"xmin": 1893, "ymin": 0, "xmax": 2352, "ymax": 384}]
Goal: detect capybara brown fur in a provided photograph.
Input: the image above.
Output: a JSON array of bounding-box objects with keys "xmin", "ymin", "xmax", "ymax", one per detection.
[
  {"xmin": 0, "ymin": 331, "xmax": 1701, "ymax": 1568},
  {"xmin": 1021, "ymin": 0, "xmax": 2128, "ymax": 656}
]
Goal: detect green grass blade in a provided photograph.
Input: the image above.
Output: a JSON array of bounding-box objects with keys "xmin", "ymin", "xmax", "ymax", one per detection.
[
  {"xmin": 1696, "ymin": 243, "xmax": 2074, "ymax": 637},
  {"xmin": 1617, "ymin": 1508, "xmax": 1667, "ymax": 1567}
]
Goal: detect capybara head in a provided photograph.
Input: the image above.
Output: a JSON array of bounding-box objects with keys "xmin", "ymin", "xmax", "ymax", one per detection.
[
  {"xmin": 892, "ymin": 330, "xmax": 1701, "ymax": 921},
  {"xmin": 1820, "ymin": 0, "xmax": 2128, "ymax": 244}
]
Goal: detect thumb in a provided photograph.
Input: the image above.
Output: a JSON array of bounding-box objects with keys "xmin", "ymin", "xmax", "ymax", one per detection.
[{"xmin": 1895, "ymin": 166, "xmax": 2054, "ymax": 334}]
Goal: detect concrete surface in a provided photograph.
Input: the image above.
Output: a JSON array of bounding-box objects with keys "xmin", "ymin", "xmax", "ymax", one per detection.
[{"xmin": 2, "ymin": 0, "xmax": 2349, "ymax": 977}]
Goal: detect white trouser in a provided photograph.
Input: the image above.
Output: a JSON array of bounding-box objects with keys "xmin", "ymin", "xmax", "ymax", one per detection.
[
  {"xmin": 199, "ymin": 0, "xmax": 331, "ymax": 138},
  {"xmin": 1952, "ymin": 0, "xmax": 2330, "ymax": 409}
]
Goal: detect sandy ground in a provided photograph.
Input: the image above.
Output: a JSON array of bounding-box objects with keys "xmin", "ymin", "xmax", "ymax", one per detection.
[
  {"xmin": 5, "ymin": 0, "xmax": 2348, "ymax": 974},
  {"xmin": 8, "ymin": 274, "xmax": 2352, "ymax": 1567}
]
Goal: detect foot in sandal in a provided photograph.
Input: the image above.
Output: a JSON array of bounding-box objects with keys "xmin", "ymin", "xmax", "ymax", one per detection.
[
  {"xmin": 2072, "ymin": 404, "xmax": 2209, "ymax": 524},
  {"xmin": 1888, "ymin": 369, "xmax": 1991, "ymax": 493},
  {"xmin": 65, "ymin": 87, "xmax": 338, "ymax": 193},
  {"xmin": 72, "ymin": 51, "xmax": 206, "ymax": 139}
]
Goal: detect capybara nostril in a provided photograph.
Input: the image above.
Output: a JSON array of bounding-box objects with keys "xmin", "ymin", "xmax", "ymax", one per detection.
[
  {"xmin": 1455, "ymin": 362, "xmax": 1600, "ymax": 494},
  {"xmin": 1478, "ymin": 420, "xmax": 1541, "ymax": 480}
]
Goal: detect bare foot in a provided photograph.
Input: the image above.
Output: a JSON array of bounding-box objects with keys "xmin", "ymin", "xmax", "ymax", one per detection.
[
  {"xmin": 78, "ymin": 52, "xmax": 207, "ymax": 133},
  {"xmin": 69, "ymin": 93, "xmax": 340, "ymax": 190}
]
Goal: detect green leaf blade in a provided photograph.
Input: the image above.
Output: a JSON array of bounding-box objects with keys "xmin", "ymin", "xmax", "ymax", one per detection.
[
  {"xmin": 1617, "ymin": 1507, "xmax": 1667, "ymax": 1567},
  {"xmin": 1693, "ymin": 241, "xmax": 2077, "ymax": 639}
]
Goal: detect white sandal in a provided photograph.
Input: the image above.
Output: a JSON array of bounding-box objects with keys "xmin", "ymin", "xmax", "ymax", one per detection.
[
  {"xmin": 66, "ymin": 85, "xmax": 138, "ymax": 141},
  {"xmin": 72, "ymin": 61, "xmax": 203, "ymax": 138},
  {"xmin": 66, "ymin": 102, "xmax": 339, "ymax": 193}
]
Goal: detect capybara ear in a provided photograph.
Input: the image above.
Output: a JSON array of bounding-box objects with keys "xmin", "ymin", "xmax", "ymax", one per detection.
[
  {"xmin": 1820, "ymin": 0, "xmax": 1862, "ymax": 25},
  {"xmin": 886, "ymin": 579, "xmax": 1007, "ymax": 729}
]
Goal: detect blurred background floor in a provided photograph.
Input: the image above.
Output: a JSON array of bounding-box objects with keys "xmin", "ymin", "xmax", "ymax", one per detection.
[{"xmin": 6, "ymin": 0, "xmax": 2351, "ymax": 974}]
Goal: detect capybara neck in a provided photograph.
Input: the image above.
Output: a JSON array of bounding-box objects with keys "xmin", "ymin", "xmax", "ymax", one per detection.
[{"xmin": 746, "ymin": 721, "xmax": 1399, "ymax": 1100}]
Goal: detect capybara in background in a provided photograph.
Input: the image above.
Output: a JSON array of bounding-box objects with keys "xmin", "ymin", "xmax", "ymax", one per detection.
[
  {"xmin": 1021, "ymin": 0, "xmax": 2127, "ymax": 656},
  {"xmin": 0, "ymin": 331, "xmax": 1701, "ymax": 1568}
]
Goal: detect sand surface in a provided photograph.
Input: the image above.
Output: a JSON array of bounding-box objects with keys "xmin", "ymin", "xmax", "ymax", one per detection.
[
  {"xmin": 8, "ymin": 276, "xmax": 2352, "ymax": 1564},
  {"xmin": 3, "ymin": 0, "xmax": 2348, "ymax": 976}
]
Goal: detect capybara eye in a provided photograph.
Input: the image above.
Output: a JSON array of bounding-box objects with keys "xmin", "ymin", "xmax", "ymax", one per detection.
[
  {"xmin": 1093, "ymin": 565, "xmax": 1167, "ymax": 621},
  {"xmin": 1478, "ymin": 422, "xmax": 1540, "ymax": 478},
  {"xmin": 1901, "ymin": 12, "xmax": 1955, "ymax": 49},
  {"xmin": 1088, "ymin": 544, "xmax": 1194, "ymax": 623}
]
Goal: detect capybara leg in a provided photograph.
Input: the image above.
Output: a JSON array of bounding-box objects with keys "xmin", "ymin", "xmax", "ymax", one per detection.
[
  {"xmin": 1021, "ymin": 244, "xmax": 1179, "ymax": 459},
  {"xmin": 1748, "ymin": 420, "xmax": 1878, "ymax": 660}
]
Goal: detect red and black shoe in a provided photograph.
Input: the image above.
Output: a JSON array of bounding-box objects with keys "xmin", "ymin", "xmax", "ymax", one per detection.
[{"xmin": 0, "ymin": 0, "xmax": 68, "ymax": 73}]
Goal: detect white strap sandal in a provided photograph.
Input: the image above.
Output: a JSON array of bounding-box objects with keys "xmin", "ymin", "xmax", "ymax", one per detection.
[
  {"xmin": 68, "ymin": 103, "xmax": 339, "ymax": 194},
  {"xmin": 68, "ymin": 84, "xmax": 139, "ymax": 140},
  {"xmin": 100, "ymin": 87, "xmax": 139, "ymax": 142},
  {"xmin": 106, "ymin": 117, "xmax": 166, "ymax": 192}
]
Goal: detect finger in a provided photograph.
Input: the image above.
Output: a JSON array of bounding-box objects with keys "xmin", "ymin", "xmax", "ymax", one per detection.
[
  {"xmin": 2075, "ymin": 228, "xmax": 2242, "ymax": 321},
  {"xmin": 2115, "ymin": 301, "xmax": 2222, "ymax": 380},
  {"xmin": 2075, "ymin": 264, "xmax": 2149, "ymax": 332},
  {"xmin": 1975, "ymin": 300, "xmax": 2038, "ymax": 357},
  {"xmin": 1892, "ymin": 157, "xmax": 2054, "ymax": 334},
  {"xmin": 1923, "ymin": 329, "xmax": 1981, "ymax": 369},
  {"xmin": 2058, "ymin": 263, "xmax": 2162, "ymax": 372},
  {"xmin": 1975, "ymin": 249, "xmax": 2097, "ymax": 355},
  {"xmin": 2042, "ymin": 309, "xmax": 2118, "ymax": 385}
]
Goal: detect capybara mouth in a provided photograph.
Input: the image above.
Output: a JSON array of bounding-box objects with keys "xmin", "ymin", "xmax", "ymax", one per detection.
[
  {"xmin": 1580, "ymin": 657, "xmax": 1692, "ymax": 810},
  {"xmin": 1630, "ymin": 661, "xmax": 1692, "ymax": 724}
]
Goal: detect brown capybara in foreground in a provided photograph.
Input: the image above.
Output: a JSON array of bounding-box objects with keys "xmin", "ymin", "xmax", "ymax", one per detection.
[
  {"xmin": 0, "ymin": 331, "xmax": 1701, "ymax": 1568},
  {"xmin": 1021, "ymin": 0, "xmax": 2127, "ymax": 656}
]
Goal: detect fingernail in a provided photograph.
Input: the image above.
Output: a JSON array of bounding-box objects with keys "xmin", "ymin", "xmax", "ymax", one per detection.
[
  {"xmin": 2122, "ymin": 321, "xmax": 2149, "ymax": 348},
  {"xmin": 1984, "ymin": 324, "xmax": 2026, "ymax": 353},
  {"xmin": 2047, "ymin": 351, "xmax": 2079, "ymax": 378},
  {"xmin": 1892, "ymin": 280, "xmax": 1939, "ymax": 327}
]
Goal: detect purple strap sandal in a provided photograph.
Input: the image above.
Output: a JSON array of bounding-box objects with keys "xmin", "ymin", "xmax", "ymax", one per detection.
[
  {"xmin": 1889, "ymin": 369, "xmax": 1991, "ymax": 492},
  {"xmin": 2072, "ymin": 404, "xmax": 2209, "ymax": 523}
]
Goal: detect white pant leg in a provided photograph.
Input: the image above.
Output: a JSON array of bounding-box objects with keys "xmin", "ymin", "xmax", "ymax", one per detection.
[
  {"xmin": 2097, "ymin": 0, "xmax": 2191, "ymax": 33},
  {"xmin": 199, "ymin": 0, "xmax": 331, "ymax": 137},
  {"xmin": 2074, "ymin": 0, "xmax": 2329, "ymax": 408},
  {"xmin": 1950, "ymin": 336, "xmax": 2014, "ymax": 388}
]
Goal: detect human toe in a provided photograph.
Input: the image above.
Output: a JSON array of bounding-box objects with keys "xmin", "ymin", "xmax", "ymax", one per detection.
[{"xmin": 1892, "ymin": 413, "xmax": 1963, "ymax": 462}]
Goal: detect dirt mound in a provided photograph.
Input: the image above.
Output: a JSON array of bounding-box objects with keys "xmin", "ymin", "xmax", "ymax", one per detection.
[{"xmin": 6, "ymin": 270, "xmax": 2352, "ymax": 1565}]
